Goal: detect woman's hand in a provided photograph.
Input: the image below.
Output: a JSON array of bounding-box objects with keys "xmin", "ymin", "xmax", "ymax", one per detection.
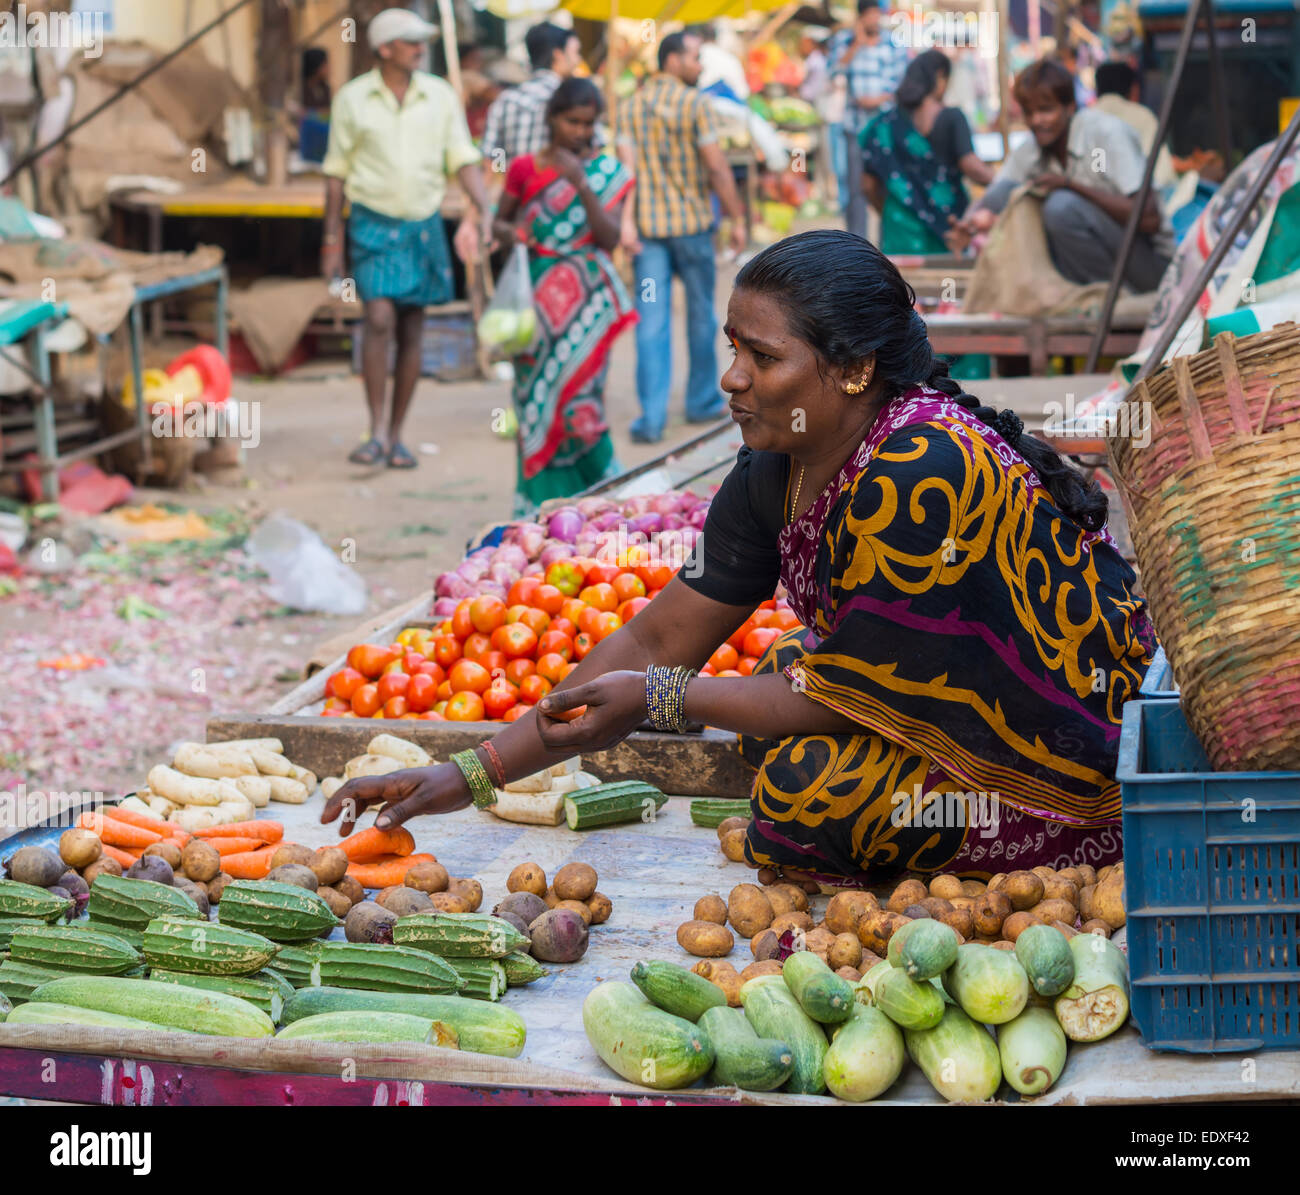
[
  {"xmin": 552, "ymin": 146, "xmax": 587, "ymax": 186},
  {"xmin": 535, "ymin": 670, "xmax": 647, "ymax": 753},
  {"xmin": 320, "ymin": 762, "xmax": 471, "ymax": 836}
]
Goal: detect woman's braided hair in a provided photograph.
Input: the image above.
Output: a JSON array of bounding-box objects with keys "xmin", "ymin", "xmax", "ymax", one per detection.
[{"xmin": 734, "ymin": 229, "xmax": 1108, "ymax": 532}]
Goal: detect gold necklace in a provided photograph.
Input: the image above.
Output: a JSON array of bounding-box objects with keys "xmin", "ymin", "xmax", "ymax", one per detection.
[{"xmin": 788, "ymin": 464, "xmax": 806, "ymax": 524}]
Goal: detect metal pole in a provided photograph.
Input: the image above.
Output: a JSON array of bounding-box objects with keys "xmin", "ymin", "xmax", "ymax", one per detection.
[
  {"xmin": 1084, "ymin": 0, "xmax": 1203, "ymax": 374},
  {"xmin": 605, "ymin": 0, "xmax": 620, "ymax": 123},
  {"xmin": 1132, "ymin": 102, "xmax": 1300, "ymax": 384},
  {"xmin": 1202, "ymin": 0, "xmax": 1232, "ymax": 168}
]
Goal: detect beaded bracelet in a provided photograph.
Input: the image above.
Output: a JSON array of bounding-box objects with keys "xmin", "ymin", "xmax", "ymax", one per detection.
[
  {"xmin": 451, "ymin": 748, "xmax": 497, "ymax": 809},
  {"xmin": 481, "ymin": 739, "xmax": 506, "ymax": 788},
  {"xmin": 645, "ymin": 665, "xmax": 698, "ymax": 733}
]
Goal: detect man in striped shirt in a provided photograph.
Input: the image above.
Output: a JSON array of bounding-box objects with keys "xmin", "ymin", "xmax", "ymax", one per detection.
[
  {"xmin": 480, "ymin": 23, "xmax": 583, "ymax": 174},
  {"xmin": 617, "ymin": 32, "xmax": 747, "ymax": 444}
]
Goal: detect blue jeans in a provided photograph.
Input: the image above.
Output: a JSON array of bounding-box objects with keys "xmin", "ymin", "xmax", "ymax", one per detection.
[
  {"xmin": 826, "ymin": 121, "xmax": 849, "ymax": 211},
  {"xmin": 632, "ymin": 231, "xmax": 724, "ymax": 440}
]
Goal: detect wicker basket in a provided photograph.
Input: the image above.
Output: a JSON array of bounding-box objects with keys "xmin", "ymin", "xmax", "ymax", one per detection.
[{"xmin": 1109, "ymin": 324, "xmax": 1300, "ymax": 772}]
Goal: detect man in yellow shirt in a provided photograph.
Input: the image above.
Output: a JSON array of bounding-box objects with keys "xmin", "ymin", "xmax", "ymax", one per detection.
[{"xmin": 322, "ymin": 7, "xmax": 494, "ymax": 469}]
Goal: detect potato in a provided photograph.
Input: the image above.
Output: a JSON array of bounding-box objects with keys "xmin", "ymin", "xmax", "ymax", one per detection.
[
  {"xmin": 1075, "ymin": 864, "xmax": 1098, "ymax": 887},
  {"xmin": 586, "ymin": 892, "xmax": 612, "ymax": 925},
  {"xmin": 405, "ymin": 861, "xmax": 450, "ymax": 894},
  {"xmin": 938, "ymin": 904, "xmax": 975, "ymax": 939},
  {"xmin": 553, "ymin": 863, "xmax": 597, "ymax": 902},
  {"xmin": 1050, "ymin": 919, "xmax": 1079, "ymax": 940},
  {"xmin": 1031, "ymin": 866, "xmax": 1056, "ymax": 880},
  {"xmin": 310, "ymin": 847, "xmax": 349, "ymax": 887},
  {"xmin": 1080, "ymin": 919, "xmax": 1112, "ymax": 938},
  {"xmin": 990, "ymin": 940, "xmax": 1017, "ymax": 952},
  {"xmin": 1000, "ymin": 911, "xmax": 1043, "ymax": 942},
  {"xmin": 181, "ymin": 840, "xmax": 221, "ymax": 883},
  {"xmin": 715, "ymin": 816, "xmax": 750, "ymax": 840},
  {"xmin": 919, "ymin": 897, "xmax": 954, "ymax": 918},
  {"xmin": 345, "ymin": 901, "xmax": 397, "ymax": 943},
  {"xmin": 5, "ymin": 846, "xmax": 65, "ymax": 888},
  {"xmin": 267, "ymin": 863, "xmax": 319, "ymax": 891},
  {"xmin": 928, "ymin": 874, "xmax": 964, "ymax": 900},
  {"xmin": 727, "ymin": 883, "xmax": 774, "ymax": 938},
  {"xmin": 448, "ymin": 878, "xmax": 483, "ymax": 912},
  {"xmin": 769, "ymin": 883, "xmax": 810, "ymax": 914},
  {"xmin": 1057, "ymin": 867, "xmax": 1084, "ymax": 888},
  {"xmin": 201, "ymin": 872, "xmax": 231, "ymax": 904},
  {"xmin": 757, "ymin": 867, "xmax": 779, "ymax": 886},
  {"xmin": 542, "ymin": 885, "xmax": 561, "ymax": 909},
  {"xmin": 740, "ymin": 960, "xmax": 785, "ymax": 985},
  {"xmin": 1092, "ymin": 868, "xmax": 1126, "ymax": 929},
  {"xmin": 694, "ymin": 894, "xmax": 728, "ymax": 925},
  {"xmin": 903, "ymin": 904, "xmax": 932, "ymax": 920},
  {"xmin": 493, "ymin": 891, "xmax": 547, "ymax": 925},
  {"xmin": 318, "ymin": 885, "xmax": 353, "ymax": 918},
  {"xmin": 859, "ymin": 910, "xmax": 912, "ymax": 956},
  {"xmin": 887, "ymin": 879, "xmax": 928, "ymax": 913},
  {"xmin": 1030, "ymin": 898, "xmax": 1078, "ymax": 926},
  {"xmin": 960, "ymin": 879, "xmax": 987, "ymax": 898},
  {"xmin": 1003, "ymin": 871, "xmax": 1045, "ymax": 911},
  {"xmin": 692, "ymin": 959, "xmax": 743, "ymax": 1007},
  {"xmin": 270, "ymin": 843, "xmax": 314, "ymax": 869},
  {"xmin": 719, "ymin": 829, "xmax": 748, "ymax": 862},
  {"xmin": 377, "ymin": 886, "xmax": 434, "ymax": 916},
  {"xmin": 801, "ymin": 927, "xmax": 837, "ymax": 961},
  {"xmin": 83, "ymin": 857, "xmax": 123, "ymax": 884},
  {"xmin": 430, "ymin": 891, "xmax": 471, "ymax": 913},
  {"xmin": 555, "ymin": 898, "xmax": 592, "ymax": 926},
  {"xmin": 144, "ymin": 841, "xmax": 184, "ymax": 871},
  {"xmin": 825, "ymin": 891, "xmax": 875, "ymax": 936},
  {"xmin": 750, "ymin": 929, "xmax": 781, "ymax": 961},
  {"xmin": 172, "ymin": 876, "xmax": 210, "ymax": 917},
  {"xmin": 676, "ymin": 919, "xmax": 734, "ymax": 958},
  {"xmin": 529, "ymin": 908, "xmax": 589, "ymax": 962},
  {"xmin": 770, "ymin": 911, "xmax": 813, "ymax": 937},
  {"xmin": 1078, "ymin": 884, "xmax": 1097, "ymax": 922},
  {"xmin": 972, "ymin": 891, "xmax": 1012, "ymax": 936},
  {"xmin": 59, "ymin": 829, "xmax": 102, "ymax": 871},
  {"xmin": 1041, "ymin": 875, "xmax": 1080, "ymax": 905},
  {"xmin": 507, "ymin": 863, "xmax": 547, "ymax": 897},
  {"xmin": 829, "ymin": 932, "xmax": 862, "ymax": 970},
  {"xmin": 987, "ymin": 874, "xmax": 1007, "ymax": 893},
  {"xmin": 126, "ymin": 856, "xmax": 174, "ymax": 885},
  {"xmin": 335, "ymin": 875, "xmax": 365, "ymax": 906}
]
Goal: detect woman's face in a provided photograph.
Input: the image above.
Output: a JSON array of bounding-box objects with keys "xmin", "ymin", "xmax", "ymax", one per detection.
[
  {"xmin": 931, "ymin": 68, "xmax": 949, "ymax": 101},
  {"xmin": 550, "ymin": 103, "xmax": 598, "ymax": 152},
  {"xmin": 721, "ymin": 288, "xmax": 862, "ymax": 455}
]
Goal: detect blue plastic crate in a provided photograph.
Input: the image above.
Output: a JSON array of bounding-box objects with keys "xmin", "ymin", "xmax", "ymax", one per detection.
[
  {"xmin": 349, "ymin": 309, "xmax": 478, "ymax": 381},
  {"xmin": 1117, "ymin": 699, "xmax": 1300, "ymax": 1052}
]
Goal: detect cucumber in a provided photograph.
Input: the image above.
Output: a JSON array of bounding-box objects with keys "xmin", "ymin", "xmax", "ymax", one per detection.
[
  {"xmin": 699, "ymin": 1005, "xmax": 794, "ymax": 1091},
  {"xmin": 781, "ymin": 951, "xmax": 854, "ymax": 1024},
  {"xmin": 276, "ymin": 1011, "xmax": 452, "ymax": 1045},
  {"xmin": 313, "ymin": 942, "xmax": 463, "ymax": 994},
  {"xmin": 740, "ymin": 974, "xmax": 828, "ymax": 1095},
  {"xmin": 266, "ymin": 944, "xmax": 319, "ymax": 987},
  {"xmin": 1053, "ymin": 934, "xmax": 1129, "ymax": 1042},
  {"xmin": 631, "ymin": 959, "xmax": 726, "ymax": 1021},
  {"xmin": 1015, "ymin": 924, "xmax": 1076, "ymax": 997},
  {"xmin": 823, "ymin": 1004, "xmax": 906, "ymax": 1101},
  {"xmin": 891, "ymin": 919, "xmax": 959, "ymax": 980},
  {"xmin": 280, "ymin": 987, "xmax": 527, "ymax": 1057},
  {"xmin": 999, "ymin": 1005, "xmax": 1068, "ymax": 1095},
  {"xmin": 5, "ymin": 1001, "xmax": 178, "ymax": 1031},
  {"xmin": 943, "ymin": 943, "xmax": 1029, "ymax": 1025},
  {"xmin": 905, "ymin": 1004, "xmax": 1002, "ymax": 1102},
  {"xmin": 582, "ymin": 981, "xmax": 714, "ymax": 1090},
  {"xmin": 393, "ymin": 912, "xmax": 530, "ymax": 958},
  {"xmin": 873, "ymin": 966, "xmax": 945, "ymax": 1030},
  {"xmin": 30, "ymin": 975, "xmax": 274, "ymax": 1037},
  {"xmin": 217, "ymin": 880, "xmax": 339, "ymax": 942},
  {"xmin": 564, "ymin": 781, "xmax": 668, "ymax": 830},
  {"xmin": 859, "ymin": 959, "xmax": 891, "ymax": 1003},
  {"xmin": 147, "ymin": 969, "xmax": 291, "ymax": 1021},
  {"xmin": 689, "ymin": 799, "xmax": 753, "ymax": 828}
]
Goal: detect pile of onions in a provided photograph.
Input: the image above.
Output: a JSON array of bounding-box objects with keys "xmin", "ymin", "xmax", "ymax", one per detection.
[{"xmin": 430, "ymin": 489, "xmax": 711, "ymax": 617}]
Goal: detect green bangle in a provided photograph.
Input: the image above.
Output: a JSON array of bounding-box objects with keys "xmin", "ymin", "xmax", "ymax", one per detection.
[{"xmin": 451, "ymin": 748, "xmax": 497, "ymax": 810}]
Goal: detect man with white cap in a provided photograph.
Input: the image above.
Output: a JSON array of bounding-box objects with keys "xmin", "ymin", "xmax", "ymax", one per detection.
[{"xmin": 322, "ymin": 7, "xmax": 494, "ymax": 469}]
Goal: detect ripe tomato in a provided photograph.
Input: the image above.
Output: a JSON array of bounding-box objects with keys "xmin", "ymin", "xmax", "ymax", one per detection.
[
  {"xmin": 536, "ymin": 630, "xmax": 573, "ymax": 661},
  {"xmin": 716, "ymin": 669, "xmax": 743, "ymax": 678},
  {"xmin": 771, "ymin": 609, "xmax": 801, "ymax": 631},
  {"xmin": 325, "ymin": 667, "xmax": 365, "ymax": 700},
  {"xmin": 480, "ymin": 651, "xmax": 508, "ymax": 676},
  {"xmin": 577, "ymin": 605, "xmax": 602, "ymax": 636},
  {"xmin": 414, "ymin": 660, "xmax": 446, "ymax": 687},
  {"xmin": 545, "ymin": 559, "xmax": 585, "ymax": 597},
  {"xmin": 350, "ymin": 683, "xmax": 381, "ymax": 717},
  {"xmin": 381, "ymin": 658, "xmax": 406, "ymax": 677},
  {"xmin": 646, "ymin": 587, "xmax": 662, "ymax": 600},
  {"xmin": 532, "ymin": 584, "xmax": 565, "ymax": 615},
  {"xmin": 700, "ymin": 664, "xmax": 717, "ymax": 677},
  {"xmin": 737, "ymin": 656, "xmax": 758, "ymax": 675},
  {"xmin": 469, "ymin": 595, "xmax": 507, "ymax": 634},
  {"xmin": 323, "ymin": 696, "xmax": 350, "ymax": 711},
  {"xmin": 505, "ymin": 603, "xmax": 531, "ymax": 624},
  {"xmin": 585, "ymin": 563, "xmax": 621, "ymax": 586},
  {"xmin": 573, "ymin": 631, "xmax": 595, "ymax": 659},
  {"xmin": 743, "ymin": 627, "xmax": 780, "ymax": 659},
  {"xmin": 444, "ymin": 691, "xmax": 486, "ymax": 721},
  {"xmin": 579, "ymin": 582, "xmax": 618, "ymax": 612},
  {"xmin": 462, "ymin": 632, "xmax": 493, "ymax": 663},
  {"xmin": 449, "ymin": 659, "xmax": 491, "ymax": 694},
  {"xmin": 504, "ymin": 658, "xmax": 536, "ymax": 685},
  {"xmin": 502, "ymin": 703, "xmax": 530, "ymax": 722},
  {"xmin": 491, "ymin": 622, "xmax": 538, "ymax": 659},
  {"xmin": 383, "ymin": 696, "xmax": 409, "ymax": 718},
  {"xmin": 483, "ymin": 681, "xmax": 520, "ymax": 719},
  {"xmin": 418, "ymin": 710, "xmax": 446, "ymax": 721},
  {"xmin": 321, "ymin": 707, "xmax": 348, "ymax": 717},
  {"xmin": 450, "ymin": 599, "xmax": 475, "ymax": 639},
  {"xmin": 402, "ymin": 650, "xmax": 425, "ymax": 673},
  {"xmin": 432, "ymin": 634, "xmax": 462, "ymax": 669},
  {"xmin": 436, "ymin": 680, "xmax": 453, "ymax": 701},
  {"xmin": 617, "ymin": 596, "xmax": 651, "ymax": 623},
  {"xmin": 592, "ymin": 611, "xmax": 622, "ymax": 641},
  {"xmin": 346, "ymin": 644, "xmax": 398, "ymax": 680},
  {"xmin": 759, "ymin": 599, "xmax": 777, "ymax": 610},
  {"xmin": 749, "ymin": 609, "xmax": 777, "ymax": 629},
  {"xmin": 376, "ymin": 672, "xmax": 410, "ymax": 703},
  {"xmin": 727, "ymin": 617, "xmax": 760, "ymax": 652},
  {"xmin": 635, "ymin": 561, "xmax": 674, "ymax": 591},
  {"xmin": 433, "ymin": 700, "xmax": 448, "ymax": 716},
  {"xmin": 519, "ymin": 674, "xmax": 552, "ymax": 703},
  {"xmin": 535, "ymin": 652, "xmax": 570, "ymax": 685},
  {"xmin": 437, "ymin": 620, "xmax": 452, "ymax": 635},
  {"xmin": 708, "ymin": 643, "xmax": 739, "ymax": 673},
  {"xmin": 516, "ymin": 607, "xmax": 550, "ymax": 636},
  {"xmin": 623, "ymin": 544, "xmax": 651, "ymax": 570},
  {"xmin": 507, "ymin": 576, "xmax": 542, "ymax": 607},
  {"xmin": 406, "ymin": 673, "xmax": 437, "ymax": 712},
  {"xmin": 612, "ymin": 572, "xmax": 646, "ymax": 602},
  {"xmin": 549, "ymin": 617, "xmax": 577, "ymax": 639}
]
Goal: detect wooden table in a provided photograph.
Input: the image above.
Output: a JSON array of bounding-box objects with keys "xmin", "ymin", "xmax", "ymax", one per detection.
[{"xmin": 925, "ymin": 313, "xmax": 1145, "ymax": 376}]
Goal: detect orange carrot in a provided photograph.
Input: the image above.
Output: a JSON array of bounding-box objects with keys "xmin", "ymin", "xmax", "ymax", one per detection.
[
  {"xmin": 101, "ymin": 805, "xmax": 192, "ymax": 844},
  {"xmin": 219, "ymin": 848, "xmax": 277, "ymax": 879},
  {"xmin": 100, "ymin": 843, "xmax": 142, "ymax": 868},
  {"xmin": 339, "ymin": 825, "xmax": 416, "ymax": 863},
  {"xmin": 193, "ymin": 821, "xmax": 283, "ymax": 844},
  {"xmin": 77, "ymin": 812, "xmax": 163, "ymax": 849},
  {"xmin": 210, "ymin": 836, "xmax": 266, "ymax": 857},
  {"xmin": 345, "ymin": 853, "xmax": 436, "ymax": 888}
]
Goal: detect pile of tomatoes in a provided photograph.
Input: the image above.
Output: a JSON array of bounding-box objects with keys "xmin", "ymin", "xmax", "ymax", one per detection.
[{"xmin": 320, "ymin": 552, "xmax": 801, "ymax": 724}]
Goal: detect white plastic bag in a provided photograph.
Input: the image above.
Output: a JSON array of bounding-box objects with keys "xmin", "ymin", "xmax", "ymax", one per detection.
[
  {"xmin": 476, "ymin": 242, "xmax": 537, "ymax": 358},
  {"xmin": 247, "ymin": 514, "xmax": 367, "ymax": 615}
]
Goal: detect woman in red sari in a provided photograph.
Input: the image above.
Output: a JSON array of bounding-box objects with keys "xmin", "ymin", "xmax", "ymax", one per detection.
[{"xmin": 493, "ymin": 78, "xmax": 637, "ymax": 517}]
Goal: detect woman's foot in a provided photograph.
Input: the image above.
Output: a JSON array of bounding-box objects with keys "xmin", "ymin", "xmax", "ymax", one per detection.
[
  {"xmin": 386, "ymin": 441, "xmax": 418, "ymax": 469},
  {"xmin": 347, "ymin": 436, "xmax": 384, "ymax": 465}
]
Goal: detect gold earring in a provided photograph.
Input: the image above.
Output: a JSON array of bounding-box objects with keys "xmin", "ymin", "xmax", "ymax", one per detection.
[{"xmin": 843, "ymin": 378, "xmax": 868, "ymax": 395}]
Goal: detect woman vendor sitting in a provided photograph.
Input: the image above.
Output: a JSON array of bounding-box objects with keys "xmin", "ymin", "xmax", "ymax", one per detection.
[{"xmin": 324, "ymin": 230, "xmax": 1155, "ymax": 884}]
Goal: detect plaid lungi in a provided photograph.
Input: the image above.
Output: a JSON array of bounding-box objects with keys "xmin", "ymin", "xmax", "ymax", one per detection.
[{"xmin": 348, "ymin": 202, "xmax": 454, "ymax": 307}]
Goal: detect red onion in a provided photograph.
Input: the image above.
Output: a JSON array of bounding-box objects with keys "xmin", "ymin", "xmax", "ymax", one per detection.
[
  {"xmin": 547, "ymin": 507, "xmax": 583, "ymax": 542},
  {"xmin": 576, "ymin": 496, "xmax": 613, "ymax": 518},
  {"xmin": 477, "ymin": 580, "xmax": 507, "ymax": 599},
  {"xmin": 662, "ymin": 513, "xmax": 685, "ymax": 531},
  {"xmin": 488, "ymin": 562, "xmax": 518, "ymax": 586},
  {"xmin": 592, "ymin": 511, "xmax": 623, "ymax": 532},
  {"xmin": 627, "ymin": 513, "xmax": 663, "ymax": 536},
  {"xmin": 491, "ymin": 543, "xmax": 529, "ymax": 571},
  {"xmin": 538, "ymin": 541, "xmax": 572, "ymax": 570},
  {"xmin": 688, "ymin": 508, "xmax": 708, "ymax": 529},
  {"xmin": 436, "ymin": 572, "xmax": 475, "ymax": 599},
  {"xmin": 432, "ymin": 596, "xmax": 460, "ymax": 618}
]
